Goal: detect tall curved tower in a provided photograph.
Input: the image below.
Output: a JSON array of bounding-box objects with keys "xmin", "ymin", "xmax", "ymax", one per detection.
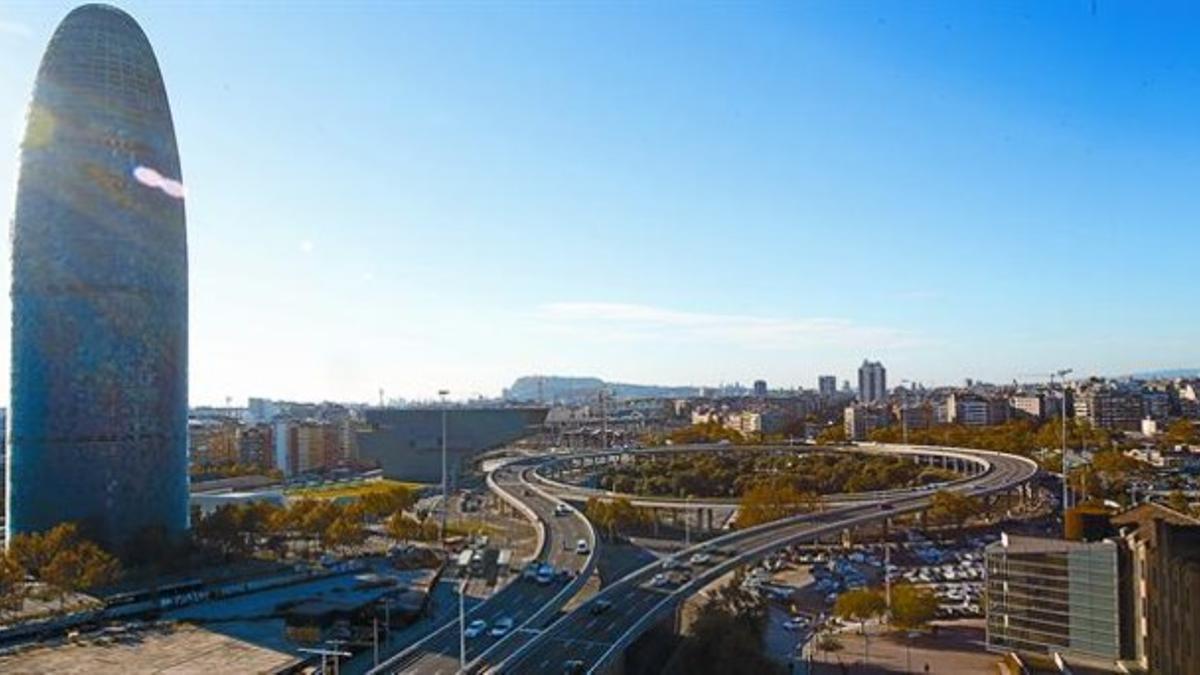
[{"xmin": 8, "ymin": 4, "xmax": 188, "ymax": 549}]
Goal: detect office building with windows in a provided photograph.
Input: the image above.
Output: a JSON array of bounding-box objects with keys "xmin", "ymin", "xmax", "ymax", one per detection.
[
  {"xmin": 985, "ymin": 534, "xmax": 1127, "ymax": 670},
  {"xmin": 7, "ymin": 5, "xmax": 188, "ymax": 548}
]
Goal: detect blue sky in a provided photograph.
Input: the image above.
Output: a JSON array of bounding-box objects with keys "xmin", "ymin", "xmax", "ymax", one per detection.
[{"xmin": 1, "ymin": 1, "xmax": 1198, "ymax": 405}]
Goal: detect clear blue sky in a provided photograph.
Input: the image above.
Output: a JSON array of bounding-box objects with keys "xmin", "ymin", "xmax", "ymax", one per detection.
[{"xmin": 1, "ymin": 1, "xmax": 1197, "ymax": 405}]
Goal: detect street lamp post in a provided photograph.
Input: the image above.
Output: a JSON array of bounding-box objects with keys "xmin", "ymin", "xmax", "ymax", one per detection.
[
  {"xmin": 899, "ymin": 379, "xmax": 914, "ymax": 445},
  {"xmin": 884, "ymin": 523, "xmax": 892, "ymax": 612},
  {"xmin": 1051, "ymin": 369, "xmax": 1073, "ymax": 526},
  {"xmin": 459, "ymin": 577, "xmax": 467, "ymax": 672},
  {"xmin": 439, "ymin": 389, "xmax": 450, "ymax": 543}
]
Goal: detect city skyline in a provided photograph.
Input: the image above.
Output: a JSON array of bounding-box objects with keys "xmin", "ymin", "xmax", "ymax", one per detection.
[{"xmin": 2, "ymin": 2, "xmax": 1199, "ymax": 405}]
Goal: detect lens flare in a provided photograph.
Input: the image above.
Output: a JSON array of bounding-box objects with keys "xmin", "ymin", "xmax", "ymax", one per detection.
[{"xmin": 133, "ymin": 164, "xmax": 186, "ymax": 199}]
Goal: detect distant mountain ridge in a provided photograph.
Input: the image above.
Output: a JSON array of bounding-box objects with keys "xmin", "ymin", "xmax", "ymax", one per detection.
[
  {"xmin": 504, "ymin": 375, "xmax": 705, "ymax": 403},
  {"xmin": 1125, "ymin": 368, "xmax": 1200, "ymax": 380}
]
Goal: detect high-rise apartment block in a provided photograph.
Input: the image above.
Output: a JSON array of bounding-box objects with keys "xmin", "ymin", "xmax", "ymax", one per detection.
[
  {"xmin": 857, "ymin": 360, "xmax": 887, "ymax": 403},
  {"xmin": 818, "ymin": 375, "xmax": 837, "ymax": 396}
]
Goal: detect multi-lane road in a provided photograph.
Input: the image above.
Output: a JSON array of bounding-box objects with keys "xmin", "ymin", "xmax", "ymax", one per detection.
[
  {"xmin": 479, "ymin": 446, "xmax": 1038, "ymax": 675},
  {"xmin": 366, "ymin": 460, "xmax": 595, "ymax": 675},
  {"xmin": 374, "ymin": 443, "xmax": 1035, "ymax": 675}
]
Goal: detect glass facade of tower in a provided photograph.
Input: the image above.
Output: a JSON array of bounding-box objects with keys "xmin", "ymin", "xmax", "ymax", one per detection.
[{"xmin": 7, "ymin": 4, "xmax": 188, "ymax": 548}]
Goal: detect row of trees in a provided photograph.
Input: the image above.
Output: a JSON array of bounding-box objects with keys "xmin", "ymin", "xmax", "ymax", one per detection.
[
  {"xmin": 868, "ymin": 418, "xmax": 1118, "ymax": 461},
  {"xmin": 926, "ymin": 490, "xmax": 987, "ymax": 537},
  {"xmin": 735, "ymin": 483, "xmax": 821, "ymax": 529},
  {"xmin": 642, "ymin": 421, "xmax": 752, "ymax": 447},
  {"xmin": 833, "ymin": 583, "xmax": 939, "ymax": 633},
  {"xmin": 192, "ymin": 484, "xmax": 424, "ymax": 559},
  {"xmin": 189, "ymin": 462, "xmax": 285, "ymax": 481},
  {"xmin": 583, "ymin": 497, "xmax": 653, "ymax": 540},
  {"xmin": 599, "ymin": 451, "xmax": 958, "ymax": 499},
  {"xmin": 0, "ymin": 523, "xmax": 121, "ymax": 617}
]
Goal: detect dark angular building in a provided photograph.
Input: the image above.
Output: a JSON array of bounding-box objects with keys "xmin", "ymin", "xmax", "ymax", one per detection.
[
  {"xmin": 356, "ymin": 408, "xmax": 548, "ymax": 484},
  {"xmin": 7, "ymin": 4, "xmax": 188, "ymax": 548}
]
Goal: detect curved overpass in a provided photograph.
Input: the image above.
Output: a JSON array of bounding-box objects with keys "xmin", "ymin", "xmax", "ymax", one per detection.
[
  {"xmin": 478, "ymin": 445, "xmax": 1037, "ymax": 675},
  {"xmin": 366, "ymin": 458, "xmax": 598, "ymax": 675},
  {"xmin": 528, "ymin": 443, "xmax": 993, "ymax": 514}
]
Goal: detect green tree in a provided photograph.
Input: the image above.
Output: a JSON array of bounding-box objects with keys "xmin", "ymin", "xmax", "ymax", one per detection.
[
  {"xmin": 323, "ymin": 516, "xmax": 366, "ymax": 554},
  {"xmin": 927, "ymin": 490, "xmax": 985, "ymax": 538},
  {"xmin": 0, "ymin": 555, "xmax": 26, "ymax": 616},
  {"xmin": 890, "ymin": 584, "xmax": 938, "ymax": 630},
  {"xmin": 816, "ymin": 424, "xmax": 847, "ymax": 445},
  {"xmin": 1164, "ymin": 419, "xmax": 1197, "ymax": 446},
  {"xmin": 662, "ymin": 575, "xmax": 779, "ymax": 675},
  {"xmin": 361, "ymin": 485, "xmax": 418, "ymax": 521},
  {"xmin": 834, "ymin": 588, "xmax": 886, "ymax": 634},
  {"xmin": 386, "ymin": 512, "xmax": 422, "ymax": 543},
  {"xmin": 8, "ymin": 523, "xmax": 81, "ymax": 575},
  {"xmin": 1166, "ymin": 490, "xmax": 1193, "ymax": 515},
  {"xmin": 736, "ymin": 483, "xmax": 820, "ymax": 529},
  {"xmin": 40, "ymin": 540, "xmax": 120, "ymax": 611},
  {"xmin": 193, "ymin": 504, "xmax": 249, "ymax": 557}
]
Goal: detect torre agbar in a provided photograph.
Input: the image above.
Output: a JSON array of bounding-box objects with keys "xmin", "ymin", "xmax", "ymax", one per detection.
[{"xmin": 7, "ymin": 4, "xmax": 188, "ymax": 549}]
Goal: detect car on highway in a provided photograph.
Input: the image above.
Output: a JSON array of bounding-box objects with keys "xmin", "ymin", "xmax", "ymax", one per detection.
[
  {"xmin": 522, "ymin": 562, "xmax": 540, "ymax": 581},
  {"xmin": 554, "ymin": 503, "xmax": 569, "ymax": 516},
  {"xmin": 650, "ymin": 573, "xmax": 669, "ymax": 587},
  {"xmin": 490, "ymin": 616, "xmax": 514, "ymax": 637},
  {"xmin": 689, "ymin": 552, "xmax": 711, "ymax": 566},
  {"xmin": 537, "ymin": 564, "xmax": 556, "ymax": 584},
  {"xmin": 556, "ymin": 568, "xmax": 576, "ymax": 583},
  {"xmin": 782, "ymin": 616, "xmax": 809, "ymax": 631},
  {"xmin": 879, "ymin": 503, "xmax": 894, "ymax": 511},
  {"xmin": 589, "ymin": 599, "xmax": 613, "ymax": 615},
  {"xmin": 575, "ymin": 539, "xmax": 590, "ymax": 554},
  {"xmin": 465, "ymin": 619, "xmax": 488, "ymax": 638},
  {"xmin": 661, "ymin": 557, "xmax": 683, "ymax": 571}
]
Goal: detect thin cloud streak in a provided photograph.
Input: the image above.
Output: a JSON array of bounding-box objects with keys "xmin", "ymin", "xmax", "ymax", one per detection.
[
  {"xmin": 536, "ymin": 302, "xmax": 928, "ymax": 350},
  {"xmin": 0, "ymin": 21, "xmax": 31, "ymax": 38}
]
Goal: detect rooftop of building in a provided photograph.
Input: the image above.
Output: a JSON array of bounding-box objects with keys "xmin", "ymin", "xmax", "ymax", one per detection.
[
  {"xmin": 1110, "ymin": 501, "xmax": 1200, "ymax": 529},
  {"xmin": 987, "ymin": 532, "xmax": 1119, "ymax": 554}
]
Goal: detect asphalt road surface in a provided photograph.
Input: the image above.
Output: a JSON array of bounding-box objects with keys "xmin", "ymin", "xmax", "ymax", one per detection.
[
  {"xmin": 366, "ymin": 461, "xmax": 594, "ymax": 675},
  {"xmin": 484, "ymin": 449, "xmax": 1036, "ymax": 675}
]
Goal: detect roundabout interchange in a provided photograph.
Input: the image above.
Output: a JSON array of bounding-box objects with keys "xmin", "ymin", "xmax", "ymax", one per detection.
[{"xmin": 372, "ymin": 443, "xmax": 1038, "ymax": 675}]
